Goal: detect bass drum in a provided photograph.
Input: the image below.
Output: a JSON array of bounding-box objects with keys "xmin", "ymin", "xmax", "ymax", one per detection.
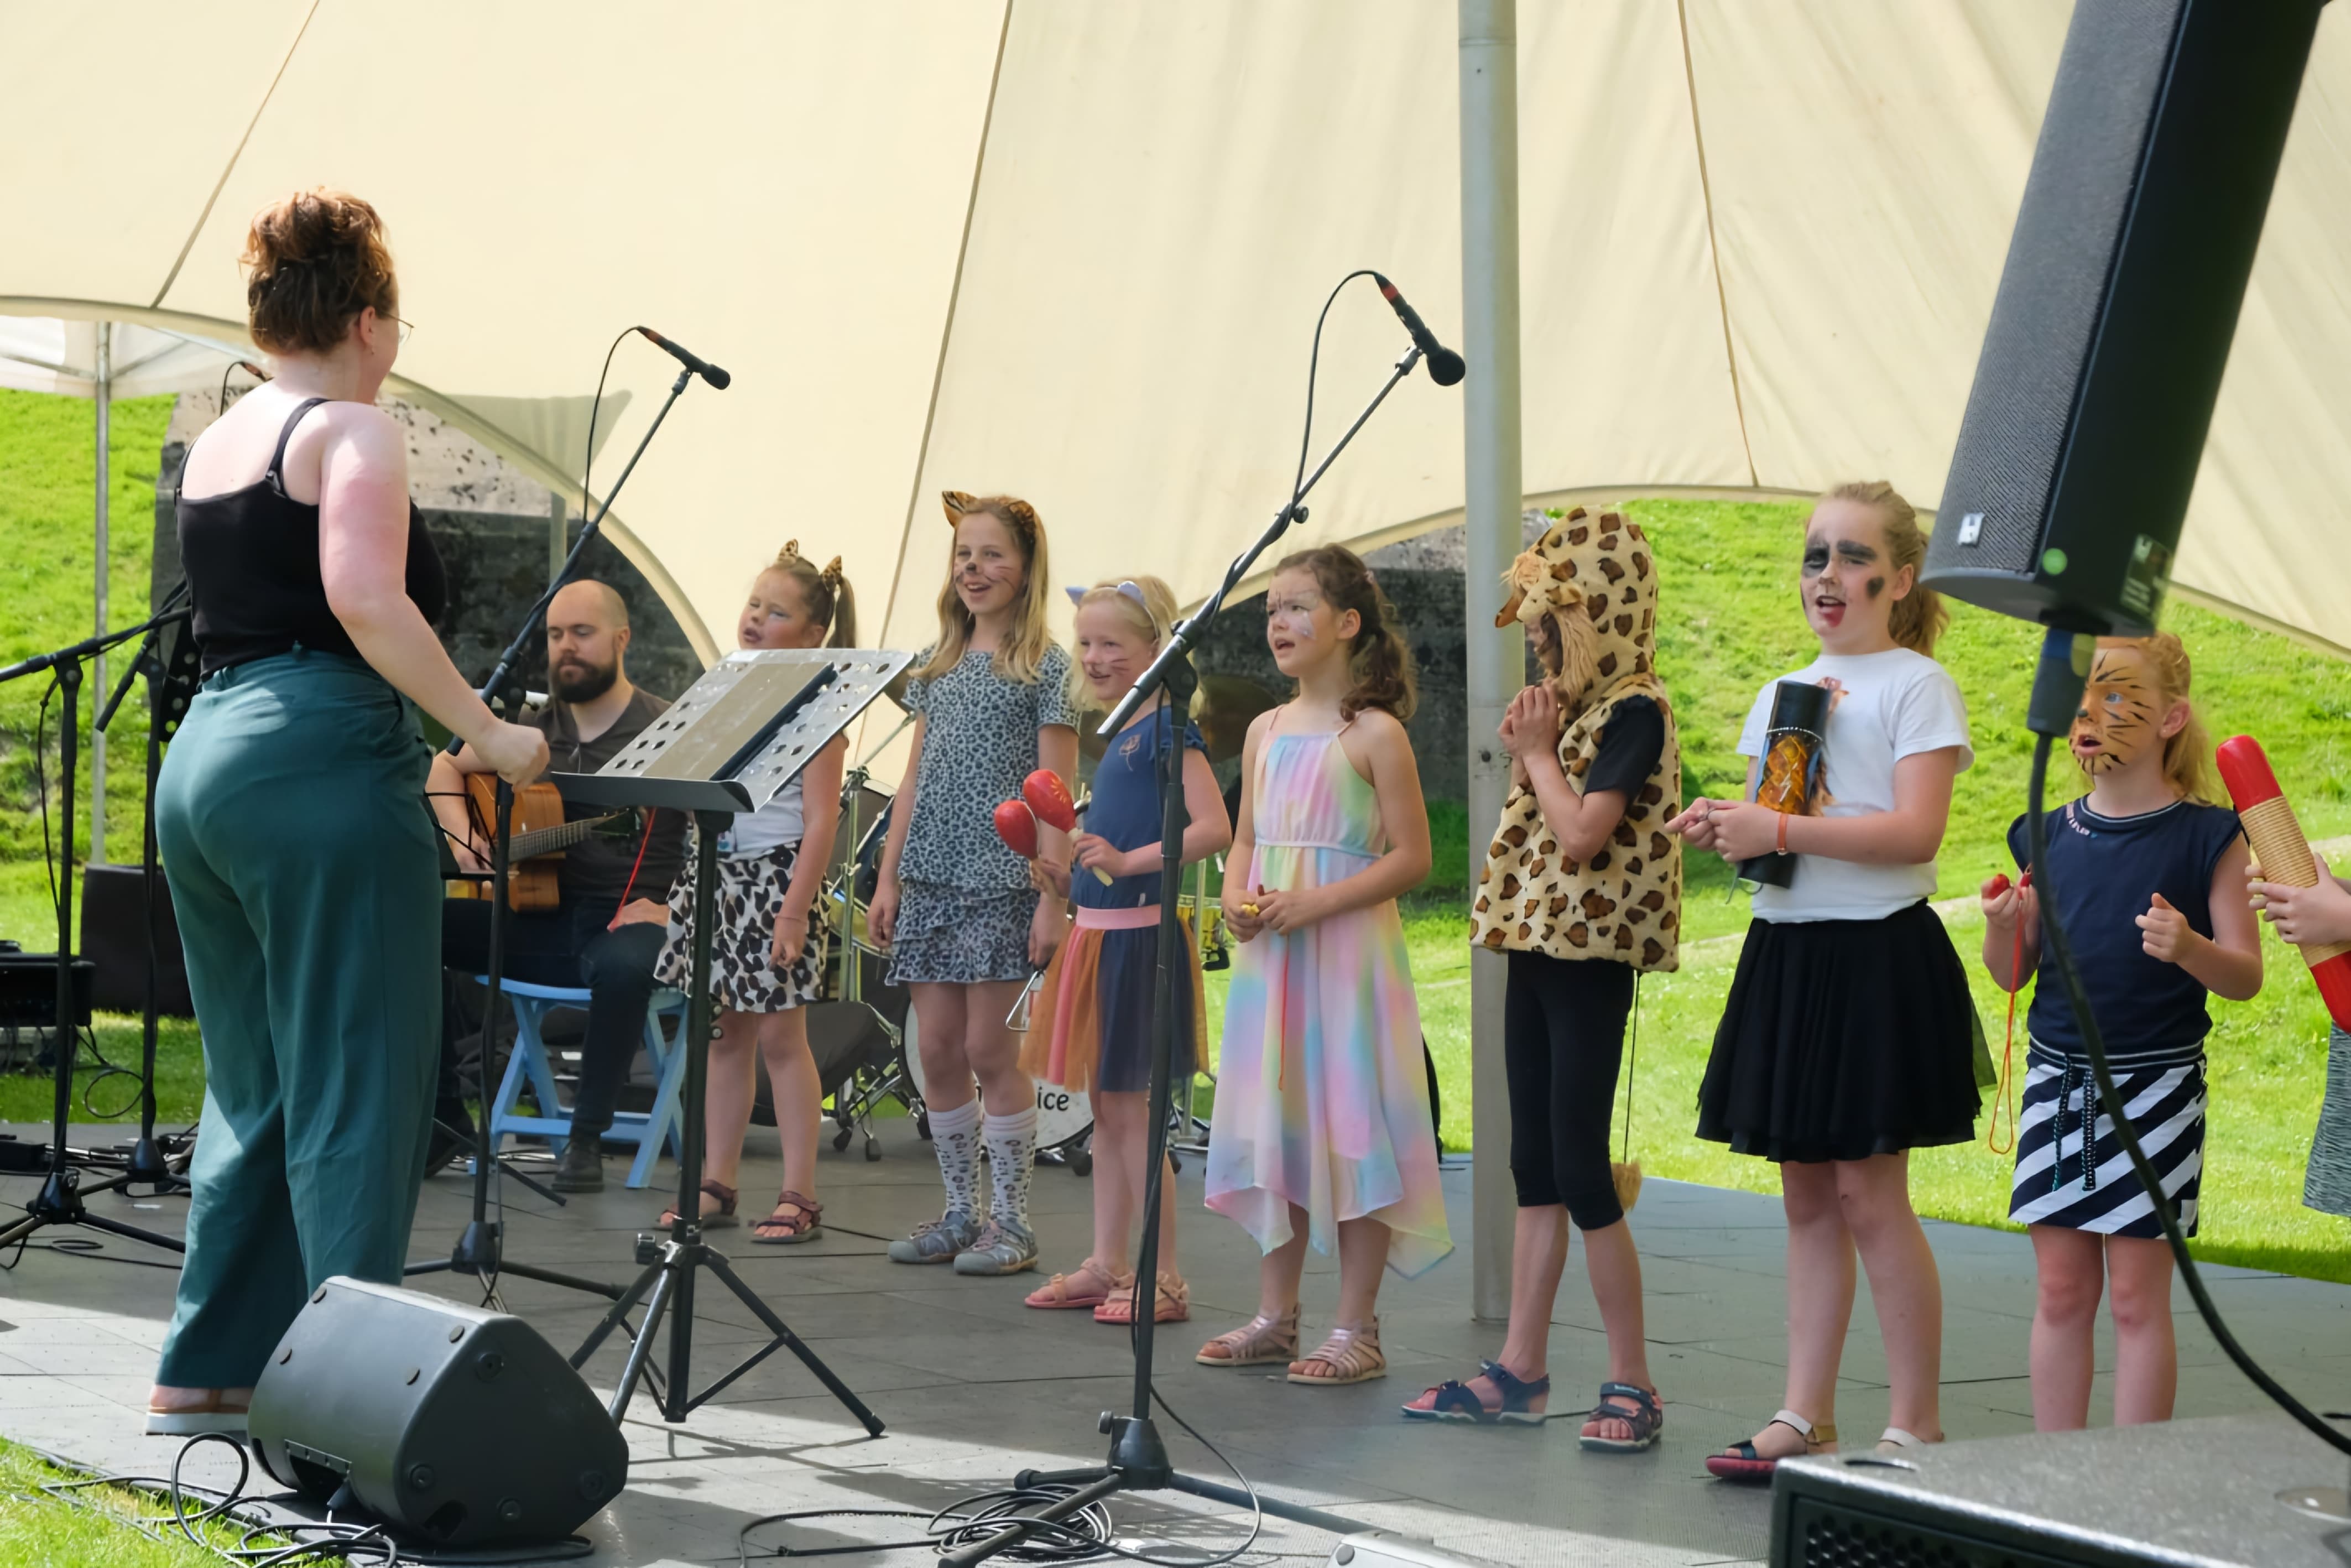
[{"xmin": 900, "ymin": 1005, "xmax": 1093, "ymax": 1156}]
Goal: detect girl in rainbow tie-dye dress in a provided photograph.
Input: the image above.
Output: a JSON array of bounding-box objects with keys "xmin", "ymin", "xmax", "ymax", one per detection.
[{"xmin": 1198, "ymin": 545, "xmax": 1452, "ymax": 1388}]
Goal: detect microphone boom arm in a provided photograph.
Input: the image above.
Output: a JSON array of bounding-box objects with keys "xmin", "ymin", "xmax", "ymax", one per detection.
[{"xmin": 1099, "ymin": 342, "xmax": 1422, "ymax": 738}]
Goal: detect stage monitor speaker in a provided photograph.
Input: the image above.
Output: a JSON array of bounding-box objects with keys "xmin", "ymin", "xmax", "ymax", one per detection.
[
  {"xmin": 248, "ymin": 1277, "xmax": 628, "ymax": 1551},
  {"xmin": 79, "ymin": 863, "xmax": 191, "ymax": 1017},
  {"xmin": 0, "ymin": 952, "xmax": 93, "ymax": 1029},
  {"xmin": 1769, "ymin": 1413, "xmax": 2351, "ymax": 1567},
  {"xmin": 1922, "ymin": 0, "xmax": 2324, "ymax": 635}
]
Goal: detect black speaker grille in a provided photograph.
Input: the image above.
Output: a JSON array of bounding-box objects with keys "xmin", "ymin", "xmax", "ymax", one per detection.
[
  {"xmin": 1790, "ymin": 1498, "xmax": 2100, "ymax": 1568},
  {"xmin": 1929, "ymin": 0, "xmax": 2182, "ymax": 577}
]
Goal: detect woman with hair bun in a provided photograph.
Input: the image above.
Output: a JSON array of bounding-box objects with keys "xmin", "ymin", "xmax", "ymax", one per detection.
[{"xmin": 148, "ymin": 190, "xmax": 548, "ymax": 1436}]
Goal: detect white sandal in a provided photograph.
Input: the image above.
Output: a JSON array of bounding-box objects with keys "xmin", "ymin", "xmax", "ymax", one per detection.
[{"xmin": 1877, "ymin": 1425, "xmax": 1935, "ymax": 1454}]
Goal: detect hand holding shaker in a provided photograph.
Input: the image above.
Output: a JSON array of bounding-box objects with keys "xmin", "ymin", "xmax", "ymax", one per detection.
[{"xmin": 1738, "ymin": 680, "xmax": 1833, "ymax": 890}]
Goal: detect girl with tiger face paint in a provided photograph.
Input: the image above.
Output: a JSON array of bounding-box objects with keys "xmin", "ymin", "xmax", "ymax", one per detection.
[{"xmin": 1982, "ymin": 631, "xmax": 2260, "ymax": 1433}]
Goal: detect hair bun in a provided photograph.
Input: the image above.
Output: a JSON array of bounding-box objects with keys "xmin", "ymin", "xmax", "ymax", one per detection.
[{"xmin": 241, "ymin": 189, "xmax": 398, "ymax": 356}]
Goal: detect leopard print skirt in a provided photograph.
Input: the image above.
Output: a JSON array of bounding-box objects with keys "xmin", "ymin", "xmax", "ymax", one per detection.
[{"xmin": 654, "ymin": 842, "xmax": 831, "ymax": 1014}]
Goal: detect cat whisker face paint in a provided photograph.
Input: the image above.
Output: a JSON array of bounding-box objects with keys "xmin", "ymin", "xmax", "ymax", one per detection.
[{"xmin": 2071, "ymin": 644, "xmax": 2160, "ymax": 775}]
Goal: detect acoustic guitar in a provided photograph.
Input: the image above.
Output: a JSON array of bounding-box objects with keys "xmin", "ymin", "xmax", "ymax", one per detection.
[{"xmin": 446, "ymin": 774, "xmax": 628, "ymax": 912}]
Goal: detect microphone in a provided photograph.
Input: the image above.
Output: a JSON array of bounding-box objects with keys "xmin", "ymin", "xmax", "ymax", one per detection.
[
  {"xmin": 635, "ymin": 326, "xmax": 732, "ymax": 390},
  {"xmin": 1370, "ymin": 273, "xmax": 1466, "ymax": 387}
]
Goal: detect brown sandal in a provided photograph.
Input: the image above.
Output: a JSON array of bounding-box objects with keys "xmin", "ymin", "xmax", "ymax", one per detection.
[
  {"xmin": 1288, "ymin": 1317, "xmax": 1385, "ymax": 1385},
  {"xmin": 660, "ymin": 1178, "xmax": 738, "ymax": 1228},
  {"xmin": 750, "ymin": 1191, "xmax": 822, "ymax": 1244},
  {"xmin": 1096, "ymin": 1272, "xmax": 1190, "ymax": 1325},
  {"xmin": 1195, "ymin": 1304, "xmax": 1299, "ymax": 1367}
]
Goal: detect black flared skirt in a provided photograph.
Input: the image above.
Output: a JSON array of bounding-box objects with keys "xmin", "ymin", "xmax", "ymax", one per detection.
[{"xmin": 1696, "ymin": 899, "xmax": 1981, "ymax": 1164}]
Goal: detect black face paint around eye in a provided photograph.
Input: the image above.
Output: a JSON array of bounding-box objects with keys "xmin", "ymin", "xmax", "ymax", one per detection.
[{"xmin": 1801, "ymin": 545, "xmax": 1829, "ymax": 574}]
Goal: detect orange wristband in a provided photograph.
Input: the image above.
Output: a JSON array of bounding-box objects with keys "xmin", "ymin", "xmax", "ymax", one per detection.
[{"xmin": 1778, "ymin": 812, "xmax": 1790, "ymax": 855}]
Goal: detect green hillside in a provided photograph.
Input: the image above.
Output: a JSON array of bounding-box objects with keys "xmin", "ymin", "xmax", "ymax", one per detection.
[{"xmin": 3, "ymin": 387, "xmax": 2345, "ymax": 1276}]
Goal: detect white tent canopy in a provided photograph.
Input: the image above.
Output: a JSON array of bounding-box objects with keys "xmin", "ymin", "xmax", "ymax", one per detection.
[{"xmin": 6, "ymin": 0, "xmax": 2348, "ymax": 669}]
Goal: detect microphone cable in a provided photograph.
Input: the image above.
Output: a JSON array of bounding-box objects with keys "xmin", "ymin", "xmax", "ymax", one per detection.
[{"xmin": 2025, "ymin": 732, "xmax": 2351, "ymax": 1459}]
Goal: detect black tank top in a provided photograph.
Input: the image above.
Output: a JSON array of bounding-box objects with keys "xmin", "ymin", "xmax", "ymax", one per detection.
[{"xmin": 176, "ymin": 397, "xmax": 447, "ymax": 675}]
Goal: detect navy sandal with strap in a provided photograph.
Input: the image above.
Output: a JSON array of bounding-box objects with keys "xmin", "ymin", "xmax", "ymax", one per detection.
[
  {"xmin": 1400, "ymin": 1359, "xmax": 1551, "ymax": 1425},
  {"xmin": 1578, "ymin": 1382, "xmax": 1664, "ymax": 1452}
]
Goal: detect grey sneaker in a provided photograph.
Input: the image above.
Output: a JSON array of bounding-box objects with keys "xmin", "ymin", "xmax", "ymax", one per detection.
[
  {"xmin": 952, "ymin": 1217, "xmax": 1040, "ymax": 1277},
  {"xmin": 889, "ymin": 1210, "xmax": 982, "ymax": 1265}
]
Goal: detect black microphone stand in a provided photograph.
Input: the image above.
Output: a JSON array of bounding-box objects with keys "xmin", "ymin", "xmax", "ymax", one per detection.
[
  {"xmin": 92, "ymin": 580, "xmax": 198, "ymax": 1196},
  {"xmin": 940, "ymin": 341, "xmax": 1430, "ymax": 1566},
  {"xmin": 406, "ymin": 363, "xmax": 698, "ymax": 1308},
  {"xmin": 0, "ymin": 603, "xmax": 196, "ymax": 1257}
]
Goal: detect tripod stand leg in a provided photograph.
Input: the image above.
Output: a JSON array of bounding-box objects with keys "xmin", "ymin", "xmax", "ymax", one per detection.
[
  {"xmin": 571, "ymin": 1259, "xmax": 663, "ymax": 1369},
  {"xmin": 1164, "ymin": 1471, "xmax": 1365, "ymax": 1535},
  {"xmin": 689, "ymin": 1249, "xmax": 885, "ymax": 1435},
  {"xmin": 937, "ymin": 1471, "xmax": 1127, "ymax": 1568},
  {"xmin": 604, "ymin": 1263, "xmax": 677, "ymax": 1425},
  {"xmin": 68, "ymin": 1210, "xmax": 187, "ymax": 1254}
]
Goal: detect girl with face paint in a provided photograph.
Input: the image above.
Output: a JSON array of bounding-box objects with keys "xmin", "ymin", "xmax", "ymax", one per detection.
[
  {"xmin": 1982, "ymin": 632, "xmax": 2260, "ymax": 1432},
  {"xmin": 1197, "ymin": 545, "xmax": 1450, "ymax": 1389},
  {"xmin": 873, "ymin": 493, "xmax": 1080, "ymax": 1277},
  {"xmin": 1666, "ymin": 481, "xmax": 1979, "ymax": 1479}
]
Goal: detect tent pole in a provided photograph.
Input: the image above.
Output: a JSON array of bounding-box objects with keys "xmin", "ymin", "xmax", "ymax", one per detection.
[
  {"xmin": 549, "ymin": 487, "xmax": 566, "ymax": 580},
  {"xmin": 1459, "ymin": 0, "xmax": 1522, "ymax": 1323},
  {"xmin": 93, "ymin": 321, "xmax": 111, "ymax": 864}
]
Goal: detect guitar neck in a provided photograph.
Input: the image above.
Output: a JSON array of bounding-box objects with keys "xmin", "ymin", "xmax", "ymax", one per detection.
[{"xmin": 503, "ymin": 814, "xmax": 618, "ymax": 863}]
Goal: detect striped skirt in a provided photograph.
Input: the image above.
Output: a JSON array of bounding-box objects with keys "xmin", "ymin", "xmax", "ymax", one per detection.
[{"xmin": 2008, "ymin": 1046, "xmax": 2206, "ymax": 1238}]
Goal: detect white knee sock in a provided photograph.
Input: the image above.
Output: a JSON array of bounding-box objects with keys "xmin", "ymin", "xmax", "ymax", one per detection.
[
  {"xmin": 929, "ymin": 1098, "xmax": 984, "ymax": 1219},
  {"xmin": 983, "ymin": 1106, "xmax": 1039, "ymax": 1231}
]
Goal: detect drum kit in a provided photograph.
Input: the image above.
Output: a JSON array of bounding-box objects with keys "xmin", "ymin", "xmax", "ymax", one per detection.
[{"xmin": 803, "ymin": 672, "xmax": 1280, "ymax": 1172}]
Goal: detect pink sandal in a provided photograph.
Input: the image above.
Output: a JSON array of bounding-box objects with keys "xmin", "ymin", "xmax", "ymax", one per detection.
[
  {"xmin": 1096, "ymin": 1272, "xmax": 1190, "ymax": 1325},
  {"xmin": 1025, "ymin": 1258, "xmax": 1129, "ymax": 1310}
]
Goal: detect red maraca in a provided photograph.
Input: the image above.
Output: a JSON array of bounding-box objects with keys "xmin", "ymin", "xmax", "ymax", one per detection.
[
  {"xmin": 993, "ymin": 799, "xmax": 1039, "ymax": 861},
  {"xmin": 1023, "ymin": 769, "xmax": 1112, "ymax": 885},
  {"xmin": 2217, "ymin": 736, "xmax": 2351, "ymax": 1030}
]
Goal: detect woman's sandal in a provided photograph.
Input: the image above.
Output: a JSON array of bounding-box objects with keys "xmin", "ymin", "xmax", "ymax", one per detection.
[
  {"xmin": 1287, "ymin": 1317, "xmax": 1385, "ymax": 1387},
  {"xmin": 1195, "ymin": 1304, "xmax": 1300, "ymax": 1368},
  {"xmin": 1026, "ymin": 1259, "xmax": 1130, "ymax": 1311},
  {"xmin": 749, "ymin": 1191, "xmax": 821, "ymax": 1245},
  {"xmin": 1578, "ymin": 1382, "xmax": 1665, "ymax": 1452},
  {"xmin": 660, "ymin": 1178, "xmax": 738, "ymax": 1228},
  {"xmin": 1704, "ymin": 1408, "xmax": 1836, "ymax": 1482},
  {"xmin": 1400, "ymin": 1359, "xmax": 1550, "ymax": 1425},
  {"xmin": 1096, "ymin": 1272, "xmax": 1190, "ymax": 1325},
  {"xmin": 1876, "ymin": 1426, "xmax": 1936, "ymax": 1455}
]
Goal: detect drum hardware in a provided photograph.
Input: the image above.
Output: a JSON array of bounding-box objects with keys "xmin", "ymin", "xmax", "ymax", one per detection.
[{"xmin": 1004, "ymin": 968, "xmax": 1046, "ymax": 1031}]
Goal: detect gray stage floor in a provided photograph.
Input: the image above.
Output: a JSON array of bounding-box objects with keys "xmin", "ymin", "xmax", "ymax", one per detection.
[{"xmin": 6, "ymin": 1113, "xmax": 2350, "ymax": 1566}]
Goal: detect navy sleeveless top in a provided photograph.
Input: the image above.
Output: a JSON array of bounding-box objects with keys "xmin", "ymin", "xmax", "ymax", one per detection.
[
  {"xmin": 176, "ymin": 397, "xmax": 446, "ymax": 675},
  {"xmin": 1077, "ymin": 705, "xmax": 1208, "ymax": 910}
]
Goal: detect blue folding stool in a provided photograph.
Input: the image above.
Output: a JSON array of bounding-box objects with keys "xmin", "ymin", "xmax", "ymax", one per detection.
[{"xmin": 477, "ymin": 977, "xmax": 691, "ymax": 1190}]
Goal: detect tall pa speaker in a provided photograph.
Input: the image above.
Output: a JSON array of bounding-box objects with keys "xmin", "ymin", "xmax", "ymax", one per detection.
[
  {"xmin": 1922, "ymin": 0, "xmax": 2325, "ymax": 635},
  {"xmin": 248, "ymin": 1277, "xmax": 628, "ymax": 1550}
]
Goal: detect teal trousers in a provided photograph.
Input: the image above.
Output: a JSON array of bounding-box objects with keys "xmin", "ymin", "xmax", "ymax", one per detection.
[{"xmin": 153, "ymin": 650, "xmax": 441, "ymax": 1388}]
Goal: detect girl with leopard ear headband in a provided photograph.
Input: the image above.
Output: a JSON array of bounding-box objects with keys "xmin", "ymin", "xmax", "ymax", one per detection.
[
  {"xmin": 870, "ymin": 492, "xmax": 1080, "ymax": 1278},
  {"xmin": 651, "ymin": 541, "xmax": 861, "ymax": 1245},
  {"xmin": 1403, "ymin": 507, "xmax": 1680, "ymax": 1447}
]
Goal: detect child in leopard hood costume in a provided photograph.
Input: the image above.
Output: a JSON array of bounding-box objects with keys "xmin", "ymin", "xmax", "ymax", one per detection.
[{"xmin": 1403, "ymin": 507, "xmax": 1678, "ymax": 1444}]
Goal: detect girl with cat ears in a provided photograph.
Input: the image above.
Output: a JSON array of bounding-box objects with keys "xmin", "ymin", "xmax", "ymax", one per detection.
[{"xmin": 872, "ymin": 493, "xmax": 1080, "ymax": 1277}]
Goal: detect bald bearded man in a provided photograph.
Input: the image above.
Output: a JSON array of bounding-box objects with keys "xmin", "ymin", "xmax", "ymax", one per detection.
[{"xmin": 428, "ymin": 579, "xmax": 688, "ymax": 1192}]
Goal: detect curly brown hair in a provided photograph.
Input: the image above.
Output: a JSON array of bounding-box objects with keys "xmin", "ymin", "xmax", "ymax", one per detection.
[
  {"xmin": 1271, "ymin": 544, "xmax": 1416, "ymax": 722},
  {"xmin": 241, "ymin": 189, "xmax": 399, "ymax": 356}
]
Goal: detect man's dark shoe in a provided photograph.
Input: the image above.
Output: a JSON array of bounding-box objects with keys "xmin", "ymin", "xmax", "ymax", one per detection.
[{"xmin": 552, "ymin": 1138, "xmax": 604, "ymax": 1193}]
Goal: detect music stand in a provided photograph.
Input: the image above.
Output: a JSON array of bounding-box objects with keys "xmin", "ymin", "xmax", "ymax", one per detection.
[{"xmin": 557, "ymin": 647, "xmax": 905, "ymax": 1433}]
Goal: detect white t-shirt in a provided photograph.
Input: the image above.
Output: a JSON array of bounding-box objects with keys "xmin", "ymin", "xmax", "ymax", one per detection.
[
  {"xmin": 1737, "ymin": 647, "xmax": 1973, "ymax": 924},
  {"xmin": 722, "ymin": 775, "xmax": 805, "ymax": 860}
]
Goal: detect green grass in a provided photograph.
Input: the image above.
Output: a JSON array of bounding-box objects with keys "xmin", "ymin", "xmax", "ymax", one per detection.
[
  {"xmin": 0, "ymin": 1439, "xmax": 280, "ymax": 1567},
  {"xmin": 1, "ymin": 389, "xmax": 179, "ymax": 867}
]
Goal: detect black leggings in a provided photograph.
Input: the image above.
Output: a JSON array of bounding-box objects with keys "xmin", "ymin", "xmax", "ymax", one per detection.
[{"xmin": 1504, "ymin": 949, "xmax": 1635, "ymax": 1230}]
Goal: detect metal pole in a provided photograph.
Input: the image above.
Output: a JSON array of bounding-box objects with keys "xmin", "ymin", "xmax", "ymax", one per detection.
[
  {"xmin": 92, "ymin": 322, "xmax": 110, "ymax": 862},
  {"xmin": 1459, "ymin": 0, "xmax": 1523, "ymax": 1324}
]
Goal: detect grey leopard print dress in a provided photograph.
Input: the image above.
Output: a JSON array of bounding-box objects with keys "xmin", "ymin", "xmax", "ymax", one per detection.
[
  {"xmin": 655, "ymin": 832, "xmax": 831, "ymax": 1013},
  {"xmin": 889, "ymin": 643, "xmax": 1077, "ymax": 986}
]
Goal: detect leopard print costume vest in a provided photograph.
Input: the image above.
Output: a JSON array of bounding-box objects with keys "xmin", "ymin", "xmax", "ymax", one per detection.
[{"xmin": 1472, "ymin": 509, "xmax": 1682, "ymax": 971}]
